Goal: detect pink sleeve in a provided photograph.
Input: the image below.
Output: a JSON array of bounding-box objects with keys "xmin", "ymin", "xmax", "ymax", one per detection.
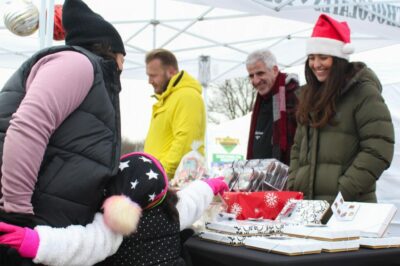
[{"xmin": 1, "ymin": 51, "xmax": 94, "ymax": 214}]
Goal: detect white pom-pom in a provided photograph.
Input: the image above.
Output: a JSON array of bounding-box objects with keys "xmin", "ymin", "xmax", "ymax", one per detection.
[
  {"xmin": 102, "ymin": 195, "xmax": 142, "ymax": 236},
  {"xmin": 342, "ymin": 43, "xmax": 355, "ymax": 55},
  {"xmin": 3, "ymin": 0, "xmax": 39, "ymax": 36}
]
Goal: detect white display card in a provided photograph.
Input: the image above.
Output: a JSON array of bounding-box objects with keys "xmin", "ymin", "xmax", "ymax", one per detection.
[
  {"xmin": 331, "ymin": 192, "xmax": 360, "ymax": 221},
  {"xmin": 328, "ymin": 202, "xmax": 397, "ymax": 237}
]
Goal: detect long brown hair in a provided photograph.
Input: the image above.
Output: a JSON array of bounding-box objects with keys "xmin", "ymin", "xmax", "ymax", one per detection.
[
  {"xmin": 82, "ymin": 42, "xmax": 118, "ymax": 62},
  {"xmin": 297, "ymin": 57, "xmax": 354, "ymax": 128}
]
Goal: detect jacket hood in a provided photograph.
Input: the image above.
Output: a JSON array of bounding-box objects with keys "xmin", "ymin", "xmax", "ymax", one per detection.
[
  {"xmin": 156, "ymin": 70, "xmax": 202, "ymax": 101},
  {"xmin": 341, "ymin": 62, "xmax": 382, "ymax": 95}
]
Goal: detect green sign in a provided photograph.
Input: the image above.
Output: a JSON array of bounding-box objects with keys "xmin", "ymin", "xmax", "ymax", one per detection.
[
  {"xmin": 213, "ymin": 153, "xmax": 243, "ymax": 163},
  {"xmin": 221, "ymin": 143, "xmax": 237, "ymax": 153},
  {"xmin": 216, "ymin": 137, "xmax": 239, "ymax": 153}
]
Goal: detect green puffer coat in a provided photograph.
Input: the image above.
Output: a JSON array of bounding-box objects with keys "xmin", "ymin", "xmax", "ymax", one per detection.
[{"xmin": 287, "ymin": 62, "xmax": 394, "ymax": 204}]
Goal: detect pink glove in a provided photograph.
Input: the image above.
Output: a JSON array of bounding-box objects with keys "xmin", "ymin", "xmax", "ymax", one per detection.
[
  {"xmin": 203, "ymin": 177, "xmax": 229, "ymax": 195},
  {"xmin": 0, "ymin": 222, "xmax": 39, "ymax": 258}
]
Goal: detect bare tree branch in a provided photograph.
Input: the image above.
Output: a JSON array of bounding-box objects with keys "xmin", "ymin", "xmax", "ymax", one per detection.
[
  {"xmin": 206, "ymin": 77, "xmax": 256, "ymax": 124},
  {"xmin": 121, "ymin": 137, "xmax": 144, "ymax": 154}
]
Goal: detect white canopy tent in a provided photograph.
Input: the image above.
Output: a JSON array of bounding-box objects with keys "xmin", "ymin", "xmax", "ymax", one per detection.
[
  {"xmin": 1, "ymin": 0, "xmax": 400, "ymax": 83},
  {"xmin": 1, "ymin": 0, "xmax": 400, "ymax": 230},
  {"xmin": 178, "ymin": 0, "xmax": 400, "ymax": 39}
]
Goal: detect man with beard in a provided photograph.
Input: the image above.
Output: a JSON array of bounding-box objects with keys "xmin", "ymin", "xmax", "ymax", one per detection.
[{"xmin": 144, "ymin": 49, "xmax": 206, "ymax": 179}]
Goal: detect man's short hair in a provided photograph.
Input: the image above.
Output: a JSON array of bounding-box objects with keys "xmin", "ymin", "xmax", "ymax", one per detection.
[
  {"xmin": 145, "ymin": 48, "xmax": 179, "ymax": 70},
  {"xmin": 246, "ymin": 49, "xmax": 278, "ymax": 70}
]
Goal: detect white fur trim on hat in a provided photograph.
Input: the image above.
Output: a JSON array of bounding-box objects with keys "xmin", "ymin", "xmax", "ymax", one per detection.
[
  {"xmin": 342, "ymin": 43, "xmax": 355, "ymax": 54},
  {"xmin": 306, "ymin": 37, "xmax": 354, "ymax": 60},
  {"xmin": 102, "ymin": 195, "xmax": 142, "ymax": 236}
]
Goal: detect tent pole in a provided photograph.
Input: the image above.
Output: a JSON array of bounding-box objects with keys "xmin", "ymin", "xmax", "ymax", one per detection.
[
  {"xmin": 39, "ymin": 0, "xmax": 46, "ymax": 49},
  {"xmin": 153, "ymin": 0, "xmax": 157, "ymax": 49},
  {"xmin": 162, "ymin": 23, "xmax": 248, "ymax": 54},
  {"xmin": 125, "ymin": 22, "xmax": 152, "ymax": 43},
  {"xmin": 45, "ymin": 0, "xmax": 54, "ymax": 47},
  {"xmin": 159, "ymin": 7, "xmax": 214, "ymax": 48},
  {"xmin": 199, "ymin": 55, "xmax": 211, "ymax": 168}
]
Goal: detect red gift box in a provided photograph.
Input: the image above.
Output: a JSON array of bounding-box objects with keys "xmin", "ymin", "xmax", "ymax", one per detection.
[{"xmin": 222, "ymin": 191, "xmax": 303, "ymax": 220}]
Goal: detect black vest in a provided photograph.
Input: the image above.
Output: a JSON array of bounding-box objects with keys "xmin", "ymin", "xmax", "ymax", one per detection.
[
  {"xmin": 99, "ymin": 206, "xmax": 183, "ymax": 266},
  {"xmin": 0, "ymin": 45, "xmax": 121, "ymax": 227}
]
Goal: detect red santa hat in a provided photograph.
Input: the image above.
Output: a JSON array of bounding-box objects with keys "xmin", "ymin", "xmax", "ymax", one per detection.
[{"xmin": 306, "ymin": 14, "xmax": 355, "ymax": 60}]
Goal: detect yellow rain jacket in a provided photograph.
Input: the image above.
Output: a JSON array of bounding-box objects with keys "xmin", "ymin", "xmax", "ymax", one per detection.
[{"xmin": 144, "ymin": 71, "xmax": 206, "ymax": 179}]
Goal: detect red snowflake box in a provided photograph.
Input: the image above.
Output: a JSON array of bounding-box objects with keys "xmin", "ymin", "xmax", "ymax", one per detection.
[{"xmin": 223, "ymin": 191, "xmax": 303, "ymax": 220}]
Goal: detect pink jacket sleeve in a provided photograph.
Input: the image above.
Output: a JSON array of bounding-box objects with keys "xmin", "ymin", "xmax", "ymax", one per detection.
[{"xmin": 0, "ymin": 51, "xmax": 94, "ymax": 214}]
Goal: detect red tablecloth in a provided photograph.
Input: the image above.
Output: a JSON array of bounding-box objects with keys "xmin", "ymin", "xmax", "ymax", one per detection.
[{"xmin": 222, "ymin": 191, "xmax": 303, "ymax": 220}]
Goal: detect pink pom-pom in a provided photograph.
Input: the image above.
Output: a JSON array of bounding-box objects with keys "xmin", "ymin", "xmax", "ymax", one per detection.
[{"xmin": 102, "ymin": 195, "xmax": 142, "ymax": 236}]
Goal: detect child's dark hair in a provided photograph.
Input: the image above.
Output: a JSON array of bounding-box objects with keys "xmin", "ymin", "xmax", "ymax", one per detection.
[{"xmin": 161, "ymin": 188, "xmax": 179, "ymax": 223}]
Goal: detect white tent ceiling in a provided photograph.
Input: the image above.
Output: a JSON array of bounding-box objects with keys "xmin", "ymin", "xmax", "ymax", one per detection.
[
  {"xmin": 1, "ymin": 0, "xmax": 400, "ymax": 83},
  {"xmin": 179, "ymin": 0, "xmax": 400, "ymax": 39}
]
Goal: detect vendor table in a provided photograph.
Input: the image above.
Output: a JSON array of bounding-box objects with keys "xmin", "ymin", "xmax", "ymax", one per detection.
[{"xmin": 182, "ymin": 236, "xmax": 400, "ymax": 266}]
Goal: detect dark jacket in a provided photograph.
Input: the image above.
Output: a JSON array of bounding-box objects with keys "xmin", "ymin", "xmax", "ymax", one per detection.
[
  {"xmin": 288, "ymin": 63, "xmax": 394, "ymax": 204},
  {"xmin": 0, "ymin": 45, "xmax": 121, "ymax": 228},
  {"xmin": 247, "ymin": 73, "xmax": 299, "ymax": 165},
  {"xmin": 98, "ymin": 206, "xmax": 184, "ymax": 266}
]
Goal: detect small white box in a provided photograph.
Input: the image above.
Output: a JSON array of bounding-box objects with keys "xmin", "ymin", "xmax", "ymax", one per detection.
[
  {"xmin": 205, "ymin": 220, "xmax": 283, "ymax": 236},
  {"xmin": 317, "ymin": 239, "xmax": 360, "ymax": 252},
  {"xmin": 277, "ymin": 199, "xmax": 330, "ymax": 225},
  {"xmin": 244, "ymin": 236, "xmax": 322, "ymax": 256},
  {"xmin": 199, "ymin": 230, "xmax": 247, "ymax": 246},
  {"xmin": 327, "ymin": 202, "xmax": 397, "ymax": 237},
  {"xmin": 283, "ymin": 224, "xmax": 360, "ymax": 241},
  {"xmin": 360, "ymin": 236, "xmax": 400, "ymax": 249}
]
